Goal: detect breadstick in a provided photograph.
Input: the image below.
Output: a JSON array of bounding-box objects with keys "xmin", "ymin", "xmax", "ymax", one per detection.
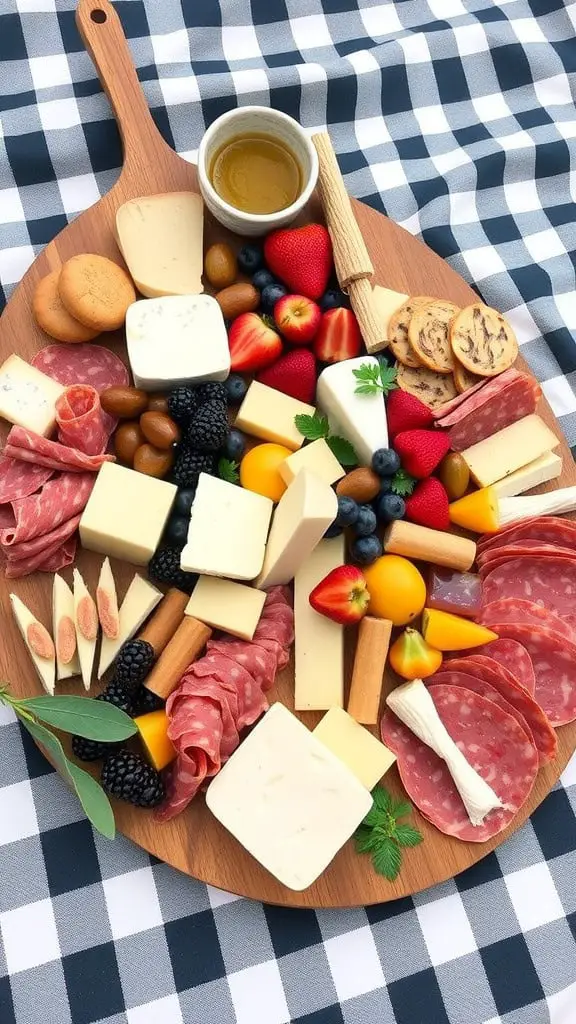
[
  {"xmin": 347, "ymin": 617, "xmax": 392, "ymax": 724},
  {"xmin": 144, "ymin": 616, "xmax": 211, "ymax": 700}
]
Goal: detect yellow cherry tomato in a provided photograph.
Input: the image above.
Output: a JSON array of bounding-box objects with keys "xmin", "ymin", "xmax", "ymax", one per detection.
[
  {"xmin": 240, "ymin": 443, "xmax": 292, "ymax": 501},
  {"xmin": 363, "ymin": 555, "xmax": 426, "ymax": 626},
  {"xmin": 389, "ymin": 628, "xmax": 443, "ymax": 680}
]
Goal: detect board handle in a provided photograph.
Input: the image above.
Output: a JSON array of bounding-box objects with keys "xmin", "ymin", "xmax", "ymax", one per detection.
[{"xmin": 76, "ymin": 0, "xmax": 172, "ymax": 172}]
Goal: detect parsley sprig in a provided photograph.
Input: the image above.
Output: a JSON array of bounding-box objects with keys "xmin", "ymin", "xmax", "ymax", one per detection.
[
  {"xmin": 294, "ymin": 412, "xmax": 357, "ymax": 466},
  {"xmin": 218, "ymin": 458, "xmax": 240, "ymax": 484},
  {"xmin": 390, "ymin": 468, "xmax": 416, "ymax": 497},
  {"xmin": 353, "ymin": 361, "xmax": 398, "ymax": 396},
  {"xmin": 355, "ymin": 785, "xmax": 423, "ymax": 880}
]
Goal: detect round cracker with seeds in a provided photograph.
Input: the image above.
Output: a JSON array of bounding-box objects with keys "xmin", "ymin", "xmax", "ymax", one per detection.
[
  {"xmin": 387, "ymin": 296, "xmax": 435, "ymax": 367},
  {"xmin": 408, "ymin": 299, "xmax": 460, "ymax": 373},
  {"xmin": 450, "ymin": 302, "xmax": 518, "ymax": 377},
  {"xmin": 453, "ymin": 361, "xmax": 483, "ymax": 394},
  {"xmin": 396, "ymin": 362, "xmax": 458, "ymax": 409}
]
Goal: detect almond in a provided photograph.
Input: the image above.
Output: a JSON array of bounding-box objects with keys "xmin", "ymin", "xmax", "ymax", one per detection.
[{"xmin": 336, "ymin": 467, "xmax": 381, "ymax": 503}]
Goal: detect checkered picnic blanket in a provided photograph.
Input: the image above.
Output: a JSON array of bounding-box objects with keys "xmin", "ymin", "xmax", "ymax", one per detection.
[{"xmin": 1, "ymin": 2, "xmax": 576, "ymax": 1023}]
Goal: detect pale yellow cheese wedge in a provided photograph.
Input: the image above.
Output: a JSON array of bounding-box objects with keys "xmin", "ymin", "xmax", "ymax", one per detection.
[{"xmin": 116, "ymin": 192, "xmax": 204, "ymax": 297}]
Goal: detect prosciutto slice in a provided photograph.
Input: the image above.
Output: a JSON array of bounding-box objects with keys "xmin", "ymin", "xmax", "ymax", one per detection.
[{"xmin": 5, "ymin": 425, "xmax": 114, "ymax": 473}]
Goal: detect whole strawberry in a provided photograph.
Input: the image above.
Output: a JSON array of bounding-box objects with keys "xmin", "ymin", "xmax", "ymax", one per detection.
[
  {"xmin": 264, "ymin": 224, "xmax": 332, "ymax": 300},
  {"xmin": 309, "ymin": 564, "xmax": 370, "ymax": 625},
  {"xmin": 394, "ymin": 429, "xmax": 451, "ymax": 479},
  {"xmin": 405, "ymin": 478, "xmax": 450, "ymax": 531},
  {"xmin": 257, "ymin": 349, "xmax": 317, "ymax": 404},
  {"xmin": 387, "ymin": 389, "xmax": 434, "ymax": 439}
]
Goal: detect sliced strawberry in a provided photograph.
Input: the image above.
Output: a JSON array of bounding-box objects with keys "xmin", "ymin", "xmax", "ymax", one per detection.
[
  {"xmin": 313, "ymin": 307, "xmax": 362, "ymax": 363},
  {"xmin": 228, "ymin": 313, "xmax": 282, "ymax": 373},
  {"xmin": 309, "ymin": 564, "xmax": 370, "ymax": 624}
]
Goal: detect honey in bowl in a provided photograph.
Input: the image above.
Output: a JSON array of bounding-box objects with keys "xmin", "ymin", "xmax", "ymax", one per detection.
[{"xmin": 209, "ymin": 133, "xmax": 303, "ymax": 215}]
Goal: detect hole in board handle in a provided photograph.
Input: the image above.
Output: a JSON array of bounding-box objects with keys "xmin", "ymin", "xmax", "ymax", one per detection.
[{"xmin": 91, "ymin": 8, "xmax": 107, "ymax": 22}]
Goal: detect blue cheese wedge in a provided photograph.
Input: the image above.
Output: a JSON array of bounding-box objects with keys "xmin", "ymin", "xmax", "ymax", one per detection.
[
  {"xmin": 316, "ymin": 356, "xmax": 388, "ymax": 465},
  {"xmin": 73, "ymin": 569, "xmax": 98, "ymax": 691},
  {"xmin": 98, "ymin": 574, "xmax": 162, "ymax": 678},
  {"xmin": 0, "ymin": 354, "xmax": 65, "ymax": 435},
  {"xmin": 206, "ymin": 703, "xmax": 372, "ymax": 891},
  {"xmin": 10, "ymin": 594, "xmax": 55, "ymax": 695},
  {"xmin": 52, "ymin": 573, "xmax": 80, "ymax": 681}
]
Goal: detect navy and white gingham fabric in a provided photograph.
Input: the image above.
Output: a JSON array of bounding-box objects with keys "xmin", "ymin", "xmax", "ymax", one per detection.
[{"xmin": 1, "ymin": 2, "xmax": 576, "ymax": 1023}]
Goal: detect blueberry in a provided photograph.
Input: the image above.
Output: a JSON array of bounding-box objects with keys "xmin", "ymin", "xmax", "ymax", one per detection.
[
  {"xmin": 174, "ymin": 487, "xmax": 196, "ymax": 517},
  {"xmin": 324, "ymin": 522, "xmax": 343, "ymax": 538},
  {"xmin": 319, "ymin": 288, "xmax": 349, "ymax": 311},
  {"xmin": 223, "ymin": 428, "xmax": 246, "ymax": 461},
  {"xmin": 350, "ymin": 534, "xmax": 383, "ymax": 566},
  {"xmin": 377, "ymin": 492, "xmax": 406, "ymax": 523},
  {"xmin": 372, "ymin": 448, "xmax": 401, "ymax": 477},
  {"xmin": 252, "ymin": 268, "xmax": 276, "ymax": 291},
  {"xmin": 260, "ymin": 282, "xmax": 288, "ymax": 313},
  {"xmin": 376, "ymin": 477, "xmax": 393, "ymax": 497},
  {"xmin": 237, "ymin": 244, "xmax": 263, "ymax": 275},
  {"xmin": 164, "ymin": 514, "xmax": 189, "ymax": 548},
  {"xmin": 336, "ymin": 495, "xmax": 359, "ymax": 528},
  {"xmin": 225, "ymin": 374, "xmax": 248, "ymax": 405},
  {"xmin": 353, "ymin": 504, "xmax": 377, "ymax": 537}
]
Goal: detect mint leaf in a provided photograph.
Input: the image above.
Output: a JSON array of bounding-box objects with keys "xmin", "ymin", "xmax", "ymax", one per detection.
[
  {"xmin": 391, "ymin": 798, "xmax": 413, "ymax": 821},
  {"xmin": 218, "ymin": 458, "xmax": 240, "ymax": 484},
  {"xmin": 354, "ymin": 826, "xmax": 382, "ymax": 855},
  {"xmin": 391, "ymin": 469, "xmax": 416, "ymax": 497},
  {"xmin": 294, "ymin": 412, "xmax": 329, "ymax": 441},
  {"xmin": 371, "ymin": 785, "xmax": 394, "ymax": 814},
  {"xmin": 20, "ymin": 695, "xmax": 137, "ymax": 742},
  {"xmin": 394, "ymin": 823, "xmax": 423, "ymax": 848},
  {"xmin": 326, "ymin": 435, "xmax": 357, "ymax": 466},
  {"xmin": 372, "ymin": 837, "xmax": 402, "ymax": 881}
]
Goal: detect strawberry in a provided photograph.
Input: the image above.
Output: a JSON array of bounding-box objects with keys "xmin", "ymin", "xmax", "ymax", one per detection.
[
  {"xmin": 264, "ymin": 224, "xmax": 332, "ymax": 300},
  {"xmin": 405, "ymin": 478, "xmax": 450, "ymax": 531},
  {"xmin": 274, "ymin": 294, "xmax": 321, "ymax": 345},
  {"xmin": 228, "ymin": 313, "xmax": 282, "ymax": 373},
  {"xmin": 393, "ymin": 429, "xmax": 451, "ymax": 479},
  {"xmin": 313, "ymin": 307, "xmax": 362, "ymax": 363},
  {"xmin": 309, "ymin": 564, "xmax": 369, "ymax": 625},
  {"xmin": 256, "ymin": 348, "xmax": 317, "ymax": 404},
  {"xmin": 386, "ymin": 389, "xmax": 434, "ymax": 439}
]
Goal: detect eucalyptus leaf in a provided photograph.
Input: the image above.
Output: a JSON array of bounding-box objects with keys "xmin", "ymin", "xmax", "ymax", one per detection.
[{"xmin": 20, "ymin": 695, "xmax": 137, "ymax": 741}]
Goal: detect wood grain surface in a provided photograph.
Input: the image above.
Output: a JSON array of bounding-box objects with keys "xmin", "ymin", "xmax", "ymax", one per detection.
[{"xmin": 0, "ymin": 0, "xmax": 574, "ymax": 907}]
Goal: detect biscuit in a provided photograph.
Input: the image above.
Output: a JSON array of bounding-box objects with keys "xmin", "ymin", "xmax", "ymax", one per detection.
[
  {"xmin": 396, "ymin": 362, "xmax": 458, "ymax": 409},
  {"xmin": 450, "ymin": 303, "xmax": 518, "ymax": 377},
  {"xmin": 387, "ymin": 297, "xmax": 434, "ymax": 367},
  {"xmin": 408, "ymin": 299, "xmax": 460, "ymax": 374},
  {"xmin": 58, "ymin": 254, "xmax": 136, "ymax": 332},
  {"xmin": 453, "ymin": 361, "xmax": 482, "ymax": 394},
  {"xmin": 32, "ymin": 270, "xmax": 99, "ymax": 343}
]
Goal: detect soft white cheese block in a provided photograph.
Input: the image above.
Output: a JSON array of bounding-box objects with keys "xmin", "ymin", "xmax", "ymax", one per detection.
[
  {"xmin": 255, "ymin": 469, "xmax": 337, "ymax": 589},
  {"xmin": 80, "ymin": 463, "xmax": 177, "ymax": 566},
  {"xmin": 386, "ymin": 680, "xmax": 502, "ymax": 826},
  {"xmin": 0, "ymin": 354, "xmax": 65, "ymax": 436},
  {"xmin": 52, "ymin": 574, "xmax": 80, "ymax": 681},
  {"xmin": 206, "ymin": 703, "xmax": 372, "ymax": 891},
  {"xmin": 294, "ymin": 536, "xmax": 345, "ymax": 711},
  {"xmin": 492, "ymin": 451, "xmax": 562, "ymax": 499},
  {"xmin": 73, "ymin": 569, "xmax": 98, "ymax": 691},
  {"xmin": 98, "ymin": 574, "xmax": 162, "ymax": 678},
  {"xmin": 181, "ymin": 473, "xmax": 273, "ymax": 581},
  {"xmin": 126, "ymin": 294, "xmax": 230, "ymax": 391},
  {"xmin": 317, "ymin": 356, "xmax": 388, "ymax": 466},
  {"xmin": 10, "ymin": 594, "xmax": 55, "ymax": 695},
  {"xmin": 185, "ymin": 576, "xmax": 266, "ymax": 641}
]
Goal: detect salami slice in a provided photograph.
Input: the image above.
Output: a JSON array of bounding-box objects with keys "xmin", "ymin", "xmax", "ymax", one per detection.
[
  {"xmin": 0, "ymin": 473, "xmax": 94, "ymax": 548},
  {"xmin": 478, "ymin": 517, "xmax": 576, "ymax": 555},
  {"xmin": 481, "ymin": 557, "xmax": 576, "ymax": 633},
  {"xmin": 31, "ymin": 343, "xmax": 129, "ymax": 435},
  {"xmin": 56, "ymin": 385, "xmax": 109, "ymax": 454},
  {"xmin": 432, "ymin": 379, "xmax": 486, "ymax": 419},
  {"xmin": 460, "ymin": 637, "xmax": 536, "ymax": 694},
  {"xmin": 4, "ymin": 516, "xmax": 81, "ymax": 577},
  {"xmin": 479, "ymin": 599, "xmax": 575, "ymax": 643},
  {"xmin": 5, "ymin": 426, "xmax": 114, "ymax": 473},
  {"xmin": 434, "ymin": 370, "xmax": 539, "ymax": 450},
  {"xmin": 478, "ymin": 541, "xmax": 576, "ymax": 575},
  {"xmin": 483, "ymin": 623, "xmax": 576, "ymax": 726},
  {"xmin": 427, "ymin": 670, "xmax": 533, "ymax": 742},
  {"xmin": 0, "ymin": 456, "xmax": 53, "ymax": 504},
  {"xmin": 5, "ymin": 512, "xmax": 82, "ymax": 564},
  {"xmin": 381, "ymin": 685, "xmax": 538, "ymax": 842},
  {"xmin": 36, "ymin": 535, "xmax": 77, "ymax": 573}
]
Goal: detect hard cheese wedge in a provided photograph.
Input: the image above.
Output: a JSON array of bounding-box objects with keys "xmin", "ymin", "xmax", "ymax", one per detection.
[
  {"xmin": 0, "ymin": 354, "xmax": 65, "ymax": 436},
  {"xmin": 279, "ymin": 438, "xmax": 344, "ymax": 487},
  {"xmin": 98, "ymin": 574, "xmax": 162, "ymax": 678},
  {"xmin": 115, "ymin": 192, "xmax": 203, "ymax": 297},
  {"xmin": 255, "ymin": 469, "xmax": 337, "ymax": 589},
  {"xmin": 461, "ymin": 414, "xmax": 559, "ymax": 488},
  {"xmin": 314, "ymin": 707, "xmax": 396, "ymax": 790},
  {"xmin": 492, "ymin": 451, "xmax": 562, "ymax": 498},
  {"xmin": 185, "ymin": 576, "xmax": 266, "ymax": 641},
  {"xmin": 52, "ymin": 573, "xmax": 80, "ymax": 681},
  {"xmin": 316, "ymin": 356, "xmax": 388, "ymax": 465},
  {"xmin": 73, "ymin": 568, "xmax": 98, "ymax": 690},
  {"xmin": 10, "ymin": 594, "xmax": 55, "ymax": 695},
  {"xmin": 372, "ymin": 285, "xmax": 409, "ymax": 337},
  {"xmin": 235, "ymin": 381, "xmax": 315, "ymax": 450},
  {"xmin": 181, "ymin": 473, "xmax": 273, "ymax": 580},
  {"xmin": 96, "ymin": 557, "xmax": 119, "ymax": 640},
  {"xmin": 294, "ymin": 535, "xmax": 345, "ymax": 710},
  {"xmin": 206, "ymin": 703, "xmax": 372, "ymax": 891}
]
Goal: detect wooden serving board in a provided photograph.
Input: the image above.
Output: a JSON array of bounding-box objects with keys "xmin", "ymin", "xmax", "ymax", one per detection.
[{"xmin": 1, "ymin": 0, "xmax": 575, "ymax": 908}]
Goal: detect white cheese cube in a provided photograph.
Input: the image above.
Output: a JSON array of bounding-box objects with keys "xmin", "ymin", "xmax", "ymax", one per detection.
[
  {"xmin": 0, "ymin": 354, "xmax": 65, "ymax": 436},
  {"xmin": 10, "ymin": 594, "xmax": 55, "ymax": 695},
  {"xmin": 126, "ymin": 294, "xmax": 230, "ymax": 391},
  {"xmin": 181, "ymin": 473, "xmax": 273, "ymax": 581},
  {"xmin": 294, "ymin": 536, "xmax": 345, "ymax": 711},
  {"xmin": 279, "ymin": 438, "xmax": 344, "ymax": 487},
  {"xmin": 79, "ymin": 463, "xmax": 177, "ymax": 566},
  {"xmin": 52, "ymin": 573, "xmax": 80, "ymax": 681},
  {"xmin": 206, "ymin": 703, "xmax": 372, "ymax": 891},
  {"xmin": 235, "ymin": 381, "xmax": 315, "ymax": 450},
  {"xmin": 255, "ymin": 469, "xmax": 337, "ymax": 589},
  {"xmin": 185, "ymin": 577, "xmax": 266, "ymax": 641},
  {"xmin": 98, "ymin": 574, "xmax": 162, "ymax": 677},
  {"xmin": 314, "ymin": 707, "xmax": 396, "ymax": 791},
  {"xmin": 316, "ymin": 357, "xmax": 388, "ymax": 466}
]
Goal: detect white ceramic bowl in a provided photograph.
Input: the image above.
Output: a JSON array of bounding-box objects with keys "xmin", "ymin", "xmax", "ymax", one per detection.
[{"xmin": 197, "ymin": 106, "xmax": 318, "ymax": 237}]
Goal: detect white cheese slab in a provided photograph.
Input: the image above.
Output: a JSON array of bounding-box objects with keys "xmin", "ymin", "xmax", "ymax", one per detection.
[
  {"xmin": 185, "ymin": 577, "xmax": 266, "ymax": 641},
  {"xmin": 492, "ymin": 451, "xmax": 562, "ymax": 498},
  {"xmin": 10, "ymin": 594, "xmax": 55, "ymax": 695},
  {"xmin": 294, "ymin": 536, "xmax": 345, "ymax": 711},
  {"xmin": 98, "ymin": 574, "xmax": 162, "ymax": 678},
  {"xmin": 52, "ymin": 573, "xmax": 80, "ymax": 681},
  {"xmin": 0, "ymin": 354, "xmax": 65, "ymax": 436},
  {"xmin": 316, "ymin": 356, "xmax": 388, "ymax": 466}
]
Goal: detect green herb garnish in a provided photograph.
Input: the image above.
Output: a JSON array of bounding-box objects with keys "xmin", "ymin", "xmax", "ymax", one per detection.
[
  {"xmin": 294, "ymin": 412, "xmax": 358, "ymax": 466},
  {"xmin": 218, "ymin": 457, "xmax": 240, "ymax": 484},
  {"xmin": 353, "ymin": 361, "xmax": 398, "ymax": 396},
  {"xmin": 355, "ymin": 785, "xmax": 423, "ymax": 881},
  {"xmin": 391, "ymin": 469, "xmax": 417, "ymax": 497}
]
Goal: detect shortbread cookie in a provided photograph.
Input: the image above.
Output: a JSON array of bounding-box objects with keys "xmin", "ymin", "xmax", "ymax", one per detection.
[
  {"xmin": 396, "ymin": 361, "xmax": 458, "ymax": 409},
  {"xmin": 408, "ymin": 299, "xmax": 460, "ymax": 374},
  {"xmin": 450, "ymin": 303, "xmax": 518, "ymax": 377},
  {"xmin": 58, "ymin": 254, "xmax": 136, "ymax": 332},
  {"xmin": 453, "ymin": 361, "xmax": 482, "ymax": 394},
  {"xmin": 33, "ymin": 271, "xmax": 99, "ymax": 343},
  {"xmin": 387, "ymin": 296, "xmax": 434, "ymax": 367}
]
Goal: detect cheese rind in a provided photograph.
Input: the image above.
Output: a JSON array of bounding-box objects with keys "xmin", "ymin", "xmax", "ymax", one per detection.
[
  {"xmin": 98, "ymin": 574, "xmax": 162, "ymax": 677},
  {"xmin": 73, "ymin": 569, "xmax": 97, "ymax": 691},
  {"xmin": 126, "ymin": 295, "xmax": 230, "ymax": 391},
  {"xmin": 206, "ymin": 703, "xmax": 372, "ymax": 891},
  {"xmin": 313, "ymin": 707, "xmax": 396, "ymax": 790},
  {"xmin": 492, "ymin": 451, "xmax": 562, "ymax": 498},
  {"xmin": 461, "ymin": 414, "xmax": 559, "ymax": 488},
  {"xmin": 10, "ymin": 594, "xmax": 55, "ymax": 695},
  {"xmin": 115, "ymin": 192, "xmax": 203, "ymax": 298},
  {"xmin": 52, "ymin": 573, "xmax": 80, "ymax": 681},
  {"xmin": 79, "ymin": 463, "xmax": 177, "ymax": 566},
  {"xmin": 279, "ymin": 438, "xmax": 344, "ymax": 487},
  {"xmin": 316, "ymin": 356, "xmax": 388, "ymax": 465},
  {"xmin": 235, "ymin": 382, "xmax": 315, "ymax": 450},
  {"xmin": 294, "ymin": 536, "xmax": 345, "ymax": 710},
  {"xmin": 255, "ymin": 469, "xmax": 337, "ymax": 589},
  {"xmin": 372, "ymin": 285, "xmax": 409, "ymax": 337},
  {"xmin": 499, "ymin": 485, "xmax": 576, "ymax": 527},
  {"xmin": 181, "ymin": 473, "xmax": 273, "ymax": 580},
  {"xmin": 185, "ymin": 577, "xmax": 266, "ymax": 641},
  {"xmin": 0, "ymin": 354, "xmax": 65, "ymax": 436}
]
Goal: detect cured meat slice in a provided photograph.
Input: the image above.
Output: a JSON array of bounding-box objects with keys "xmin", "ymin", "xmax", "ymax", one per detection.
[
  {"xmin": 0, "ymin": 473, "xmax": 94, "ymax": 547},
  {"xmin": 483, "ymin": 623, "xmax": 576, "ymax": 726},
  {"xmin": 460, "ymin": 637, "xmax": 536, "ymax": 694},
  {"xmin": 4, "ymin": 512, "xmax": 82, "ymax": 564},
  {"xmin": 433, "ymin": 370, "xmax": 539, "ymax": 450},
  {"xmin": 31, "ymin": 343, "xmax": 129, "ymax": 434},
  {"xmin": 56, "ymin": 385, "xmax": 108, "ymax": 454},
  {"xmin": 427, "ymin": 670, "xmax": 533, "ymax": 742},
  {"xmin": 477, "ymin": 517, "xmax": 576, "ymax": 555},
  {"xmin": 4, "ymin": 517, "xmax": 80, "ymax": 577},
  {"xmin": 0, "ymin": 456, "xmax": 53, "ymax": 504},
  {"xmin": 477, "ymin": 541, "xmax": 576, "ymax": 573},
  {"xmin": 479, "ymin": 599, "xmax": 575, "ymax": 644},
  {"xmin": 37, "ymin": 535, "xmax": 77, "ymax": 573},
  {"xmin": 481, "ymin": 557, "xmax": 576, "ymax": 633},
  {"xmin": 381, "ymin": 685, "xmax": 538, "ymax": 842},
  {"xmin": 5, "ymin": 426, "xmax": 114, "ymax": 473},
  {"xmin": 432, "ymin": 378, "xmax": 486, "ymax": 419}
]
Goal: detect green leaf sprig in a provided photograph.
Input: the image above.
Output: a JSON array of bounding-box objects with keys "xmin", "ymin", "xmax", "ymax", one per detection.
[
  {"xmin": 0, "ymin": 687, "xmax": 138, "ymax": 839},
  {"xmin": 353, "ymin": 361, "xmax": 398, "ymax": 396},
  {"xmin": 390, "ymin": 468, "xmax": 417, "ymax": 497},
  {"xmin": 218, "ymin": 457, "xmax": 240, "ymax": 484},
  {"xmin": 355, "ymin": 785, "xmax": 423, "ymax": 880},
  {"xmin": 294, "ymin": 412, "xmax": 357, "ymax": 466}
]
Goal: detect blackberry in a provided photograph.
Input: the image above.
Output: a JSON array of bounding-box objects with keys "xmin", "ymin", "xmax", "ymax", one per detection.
[
  {"xmin": 101, "ymin": 750, "xmax": 165, "ymax": 808},
  {"xmin": 131, "ymin": 685, "xmax": 165, "ymax": 717},
  {"xmin": 185, "ymin": 401, "xmax": 229, "ymax": 452},
  {"xmin": 172, "ymin": 448, "xmax": 215, "ymax": 488},
  {"xmin": 149, "ymin": 546, "xmax": 198, "ymax": 593},
  {"xmin": 195, "ymin": 381, "xmax": 227, "ymax": 406},
  {"xmin": 114, "ymin": 639, "xmax": 155, "ymax": 693},
  {"xmin": 71, "ymin": 683, "xmax": 133, "ymax": 762},
  {"xmin": 167, "ymin": 386, "xmax": 200, "ymax": 426}
]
